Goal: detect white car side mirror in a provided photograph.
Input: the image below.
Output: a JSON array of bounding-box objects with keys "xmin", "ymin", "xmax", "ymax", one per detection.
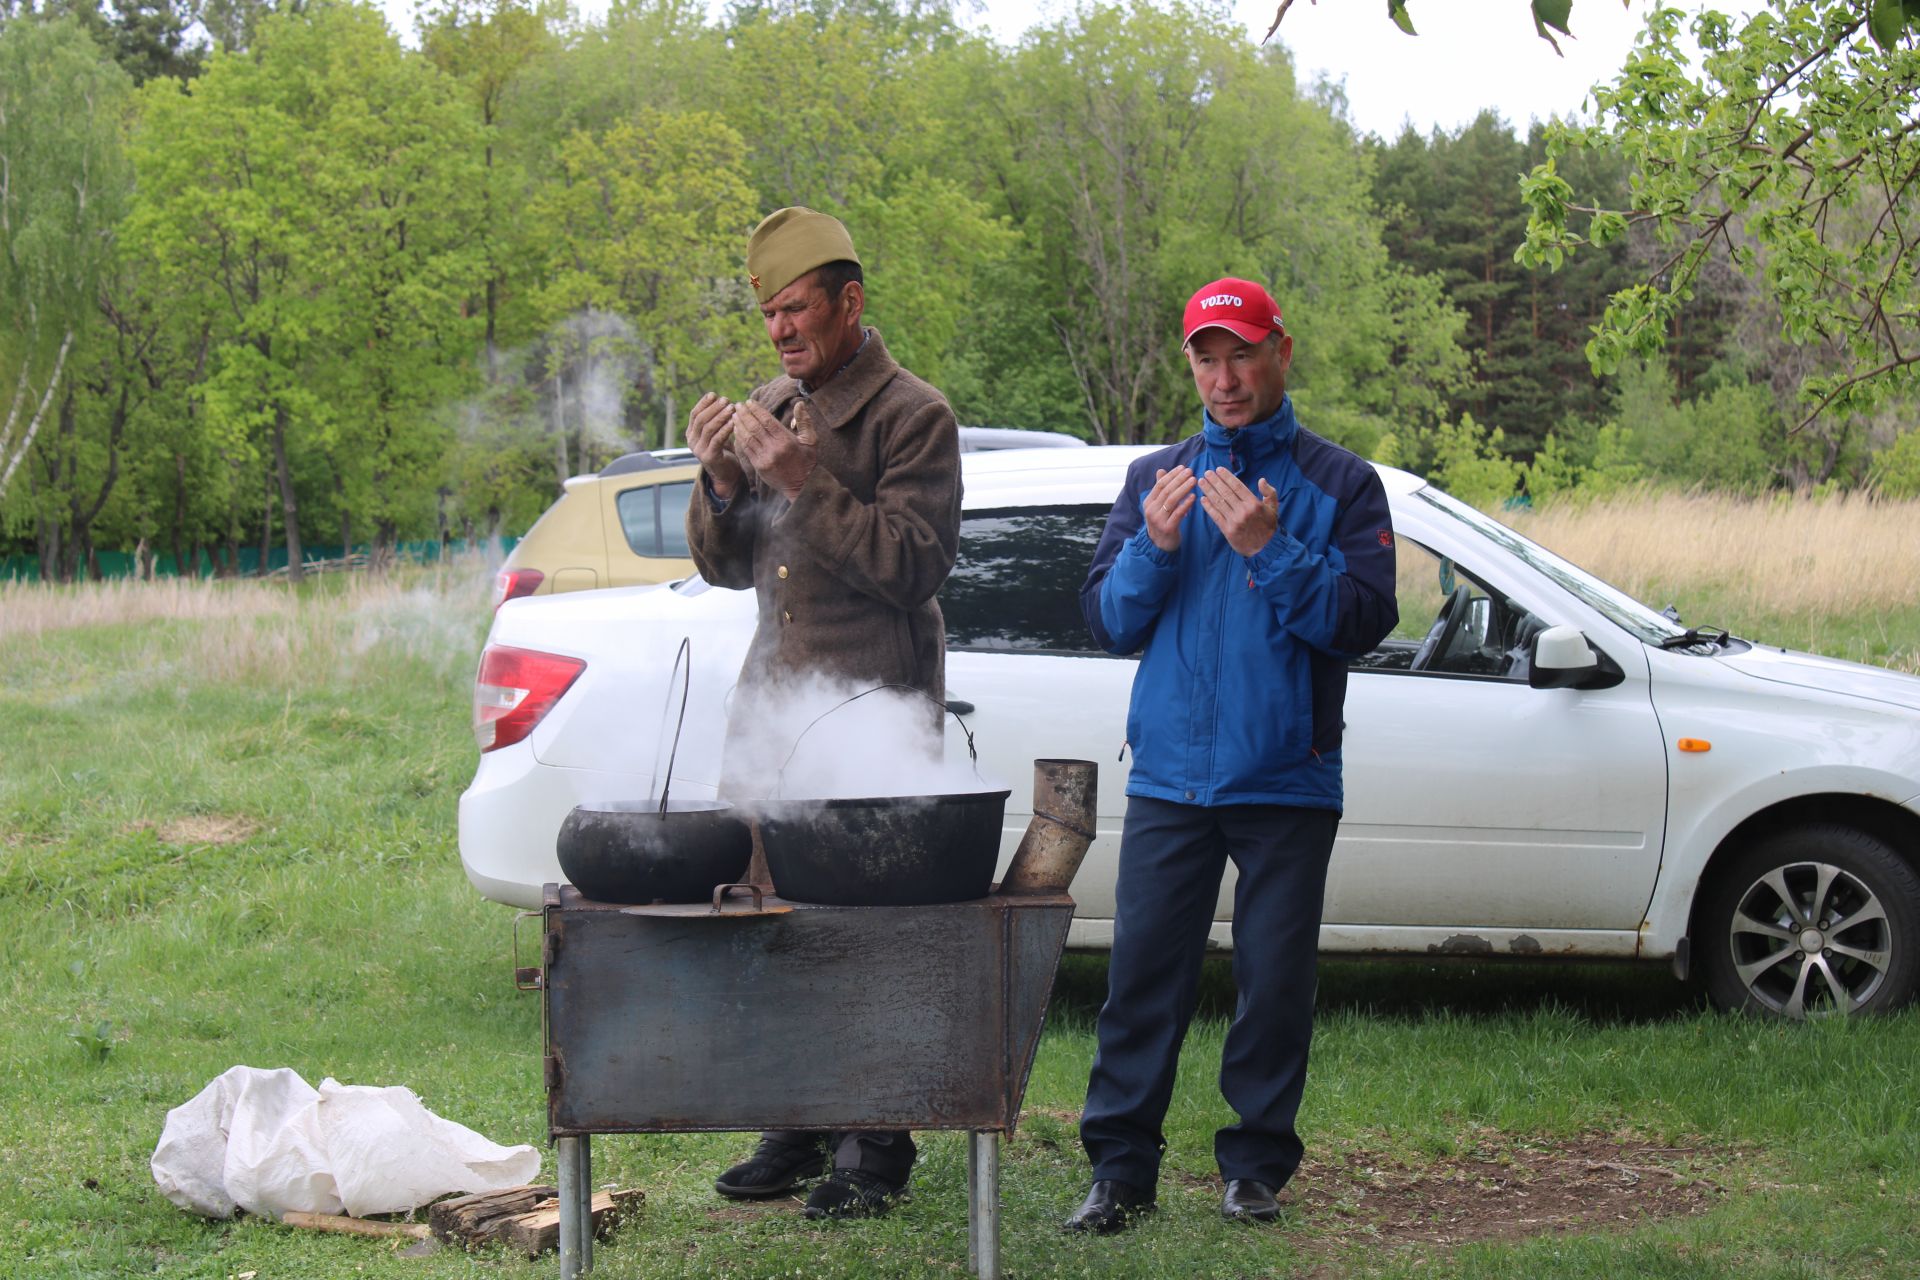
[
  {"xmin": 1529, "ymin": 625, "xmax": 1621, "ymax": 690},
  {"xmin": 1536, "ymin": 625, "xmax": 1595, "ymax": 671}
]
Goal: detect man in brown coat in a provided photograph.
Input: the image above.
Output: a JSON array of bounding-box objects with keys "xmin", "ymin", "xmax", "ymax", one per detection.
[{"xmin": 685, "ymin": 206, "xmax": 962, "ymax": 1220}]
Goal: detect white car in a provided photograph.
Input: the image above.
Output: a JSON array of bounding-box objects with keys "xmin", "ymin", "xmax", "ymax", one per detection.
[{"xmin": 461, "ymin": 446, "xmax": 1920, "ymax": 1019}]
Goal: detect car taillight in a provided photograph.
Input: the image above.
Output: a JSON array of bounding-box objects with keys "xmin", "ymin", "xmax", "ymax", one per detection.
[
  {"xmin": 493, "ymin": 568, "xmax": 545, "ymax": 610},
  {"xmin": 474, "ymin": 645, "xmax": 585, "ymax": 752}
]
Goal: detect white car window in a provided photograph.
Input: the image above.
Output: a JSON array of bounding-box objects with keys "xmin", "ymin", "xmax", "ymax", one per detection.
[
  {"xmin": 1359, "ymin": 537, "xmax": 1545, "ymax": 680},
  {"xmin": 941, "ymin": 506, "xmax": 1113, "ymax": 656}
]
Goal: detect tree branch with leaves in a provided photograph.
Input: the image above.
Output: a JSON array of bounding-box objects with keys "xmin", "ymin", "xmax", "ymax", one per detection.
[{"xmin": 1515, "ymin": 0, "xmax": 1920, "ymax": 437}]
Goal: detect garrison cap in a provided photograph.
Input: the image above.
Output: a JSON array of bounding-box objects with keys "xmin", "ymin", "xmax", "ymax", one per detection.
[{"xmin": 746, "ymin": 207, "xmax": 860, "ymax": 305}]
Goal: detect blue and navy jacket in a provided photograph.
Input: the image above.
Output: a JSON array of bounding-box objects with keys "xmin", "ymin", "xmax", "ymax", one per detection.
[{"xmin": 1080, "ymin": 396, "xmax": 1398, "ymax": 811}]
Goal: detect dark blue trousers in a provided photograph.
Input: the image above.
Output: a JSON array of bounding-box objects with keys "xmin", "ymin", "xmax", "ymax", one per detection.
[{"xmin": 1080, "ymin": 796, "xmax": 1338, "ymax": 1191}]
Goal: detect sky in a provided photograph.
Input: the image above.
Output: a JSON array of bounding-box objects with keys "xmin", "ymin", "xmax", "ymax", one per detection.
[{"xmin": 378, "ymin": 0, "xmax": 1655, "ymax": 141}]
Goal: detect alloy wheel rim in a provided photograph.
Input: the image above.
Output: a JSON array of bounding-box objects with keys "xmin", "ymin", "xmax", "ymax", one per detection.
[{"xmin": 1726, "ymin": 860, "xmax": 1892, "ymax": 1018}]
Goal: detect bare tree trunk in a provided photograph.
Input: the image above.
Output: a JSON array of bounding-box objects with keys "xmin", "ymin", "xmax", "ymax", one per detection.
[
  {"xmin": 36, "ymin": 508, "xmax": 59, "ymax": 584},
  {"xmin": 69, "ymin": 379, "xmax": 129, "ymax": 577},
  {"xmin": 0, "ymin": 328, "xmax": 75, "ymax": 503},
  {"xmin": 258, "ymin": 470, "xmax": 274, "ymax": 576},
  {"xmin": 485, "ymin": 276, "xmax": 499, "ymax": 384},
  {"xmin": 271, "ymin": 405, "xmax": 304, "ymax": 582},
  {"xmin": 374, "ymin": 518, "xmax": 397, "ymax": 572},
  {"xmin": 552, "ymin": 362, "xmax": 570, "ymax": 493},
  {"xmin": 169, "ymin": 455, "xmax": 188, "ymax": 577}
]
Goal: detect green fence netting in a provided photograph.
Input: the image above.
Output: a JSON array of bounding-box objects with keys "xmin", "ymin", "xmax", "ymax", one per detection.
[{"xmin": 0, "ymin": 539, "xmax": 521, "ymax": 583}]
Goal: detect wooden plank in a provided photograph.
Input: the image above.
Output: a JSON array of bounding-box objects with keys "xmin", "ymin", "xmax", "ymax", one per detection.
[{"xmin": 281, "ymin": 1211, "xmax": 431, "ymax": 1241}]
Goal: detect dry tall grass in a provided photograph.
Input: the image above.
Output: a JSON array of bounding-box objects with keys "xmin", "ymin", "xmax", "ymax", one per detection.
[
  {"xmin": 0, "ymin": 576, "xmax": 295, "ymax": 640},
  {"xmin": 0, "ymin": 562, "xmax": 493, "ymax": 686},
  {"xmin": 1505, "ymin": 488, "xmax": 1920, "ymax": 617}
]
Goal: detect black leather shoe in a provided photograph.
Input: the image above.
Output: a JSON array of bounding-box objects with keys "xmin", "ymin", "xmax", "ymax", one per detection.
[
  {"xmin": 1063, "ymin": 1179, "xmax": 1156, "ymax": 1233},
  {"xmin": 801, "ymin": 1167, "xmax": 906, "ymax": 1219},
  {"xmin": 714, "ymin": 1138, "xmax": 830, "ymax": 1199},
  {"xmin": 1221, "ymin": 1178, "xmax": 1281, "ymax": 1223}
]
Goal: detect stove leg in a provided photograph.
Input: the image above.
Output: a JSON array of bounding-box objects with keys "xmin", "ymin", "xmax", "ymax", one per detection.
[
  {"xmin": 557, "ymin": 1134, "xmax": 593, "ymax": 1278},
  {"xmin": 967, "ymin": 1130, "xmax": 1000, "ymax": 1280}
]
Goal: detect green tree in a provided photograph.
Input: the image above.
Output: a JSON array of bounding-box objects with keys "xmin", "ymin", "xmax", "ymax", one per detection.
[
  {"xmin": 1611, "ymin": 354, "xmax": 1782, "ymax": 492},
  {"xmin": 1419, "ymin": 412, "xmax": 1522, "ymax": 510},
  {"xmin": 1521, "ymin": 431, "xmax": 1582, "ymax": 504},
  {"xmin": 530, "ymin": 109, "xmax": 764, "ymax": 460},
  {"xmin": 419, "ymin": 0, "xmax": 549, "ymax": 379},
  {"xmin": 720, "ymin": 1, "xmax": 958, "ymax": 213},
  {"xmin": 8, "ymin": 0, "xmax": 209, "ymax": 82},
  {"xmin": 0, "ymin": 17, "xmax": 131, "ymax": 513},
  {"xmin": 1520, "ymin": 1, "xmax": 1920, "ymax": 440},
  {"xmin": 1374, "ymin": 114, "xmax": 1650, "ymax": 454},
  {"xmin": 129, "ymin": 4, "xmax": 484, "ymax": 577},
  {"xmin": 970, "ymin": 2, "xmax": 1466, "ymax": 445},
  {"xmin": 1869, "ymin": 427, "xmax": 1920, "ymax": 497}
]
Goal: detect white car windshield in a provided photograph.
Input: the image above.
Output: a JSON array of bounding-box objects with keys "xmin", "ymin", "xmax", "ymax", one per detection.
[{"xmin": 1413, "ymin": 486, "xmax": 1688, "ymax": 645}]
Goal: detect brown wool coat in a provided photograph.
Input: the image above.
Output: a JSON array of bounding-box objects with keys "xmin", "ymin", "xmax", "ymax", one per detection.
[{"xmin": 686, "ymin": 330, "xmax": 963, "ymax": 759}]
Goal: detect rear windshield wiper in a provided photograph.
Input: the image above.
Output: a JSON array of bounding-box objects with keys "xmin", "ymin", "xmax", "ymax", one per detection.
[{"xmin": 1658, "ymin": 626, "xmax": 1731, "ymax": 650}]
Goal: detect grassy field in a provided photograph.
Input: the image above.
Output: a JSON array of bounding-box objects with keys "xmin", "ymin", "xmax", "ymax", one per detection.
[{"xmin": 3, "ymin": 497, "xmax": 1919, "ymax": 1279}]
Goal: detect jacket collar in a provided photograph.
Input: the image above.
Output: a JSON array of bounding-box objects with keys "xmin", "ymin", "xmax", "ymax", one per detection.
[
  {"xmin": 1201, "ymin": 393, "xmax": 1296, "ymax": 469},
  {"xmin": 758, "ymin": 328, "xmax": 899, "ymax": 431}
]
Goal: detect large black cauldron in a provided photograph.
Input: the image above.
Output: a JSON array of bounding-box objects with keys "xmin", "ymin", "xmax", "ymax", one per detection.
[
  {"xmin": 556, "ymin": 799, "xmax": 751, "ymax": 904},
  {"xmin": 757, "ymin": 790, "xmax": 1011, "ymax": 906}
]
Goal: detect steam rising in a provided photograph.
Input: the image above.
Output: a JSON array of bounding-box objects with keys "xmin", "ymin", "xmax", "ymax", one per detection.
[
  {"xmin": 449, "ymin": 307, "xmax": 642, "ymax": 464},
  {"xmin": 550, "ymin": 310, "xmax": 641, "ymax": 455},
  {"xmin": 637, "ymin": 657, "xmax": 1003, "ymax": 805}
]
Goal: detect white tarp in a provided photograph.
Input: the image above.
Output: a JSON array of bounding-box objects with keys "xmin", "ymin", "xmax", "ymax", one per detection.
[{"xmin": 152, "ymin": 1065, "xmax": 541, "ymax": 1219}]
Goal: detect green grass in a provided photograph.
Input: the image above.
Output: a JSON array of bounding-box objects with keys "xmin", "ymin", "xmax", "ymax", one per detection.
[{"xmin": 1, "ymin": 574, "xmax": 1917, "ymax": 1278}]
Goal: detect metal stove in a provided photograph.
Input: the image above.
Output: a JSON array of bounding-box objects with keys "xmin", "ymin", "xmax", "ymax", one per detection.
[{"xmin": 530, "ymin": 879, "xmax": 1075, "ymax": 1278}]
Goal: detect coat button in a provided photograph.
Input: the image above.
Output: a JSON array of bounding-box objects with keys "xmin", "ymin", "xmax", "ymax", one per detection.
[
  {"xmin": 1184, "ymin": 790, "xmax": 1195, "ymax": 800},
  {"xmin": 783, "ymin": 610, "xmax": 792, "ymax": 624},
  {"xmin": 777, "ymin": 565, "xmax": 788, "ymax": 579}
]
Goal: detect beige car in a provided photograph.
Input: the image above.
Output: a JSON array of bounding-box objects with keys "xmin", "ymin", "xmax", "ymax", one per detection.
[
  {"xmin": 493, "ymin": 450, "xmax": 701, "ymax": 607},
  {"xmin": 494, "ymin": 429, "xmax": 1085, "ymax": 607}
]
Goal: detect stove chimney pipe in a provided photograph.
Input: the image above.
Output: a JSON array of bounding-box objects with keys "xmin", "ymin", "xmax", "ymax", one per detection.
[{"xmin": 997, "ymin": 759, "xmax": 1097, "ymax": 895}]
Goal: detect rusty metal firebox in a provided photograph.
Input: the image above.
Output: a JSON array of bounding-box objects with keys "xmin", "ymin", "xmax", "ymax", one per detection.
[{"xmin": 535, "ymin": 880, "xmax": 1076, "ymax": 1278}]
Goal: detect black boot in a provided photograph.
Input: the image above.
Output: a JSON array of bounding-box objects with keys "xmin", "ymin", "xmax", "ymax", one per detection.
[
  {"xmin": 714, "ymin": 1137, "xmax": 830, "ymax": 1199},
  {"xmin": 802, "ymin": 1168, "xmax": 906, "ymax": 1220}
]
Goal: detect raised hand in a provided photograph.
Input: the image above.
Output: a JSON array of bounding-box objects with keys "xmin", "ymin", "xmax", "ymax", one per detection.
[
  {"xmin": 733, "ymin": 399, "xmax": 817, "ymax": 501},
  {"xmin": 1143, "ymin": 465, "xmax": 1197, "ymax": 553},
  {"xmin": 686, "ymin": 392, "xmax": 744, "ymax": 500},
  {"xmin": 1198, "ymin": 469, "xmax": 1279, "ymax": 556}
]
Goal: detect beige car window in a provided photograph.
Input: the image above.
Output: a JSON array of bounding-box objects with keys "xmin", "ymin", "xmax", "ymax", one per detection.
[{"xmin": 616, "ymin": 481, "xmax": 695, "ymax": 558}]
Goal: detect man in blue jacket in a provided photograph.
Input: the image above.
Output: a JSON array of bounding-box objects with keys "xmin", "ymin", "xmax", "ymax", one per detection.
[{"xmin": 1064, "ymin": 278, "xmax": 1398, "ymax": 1233}]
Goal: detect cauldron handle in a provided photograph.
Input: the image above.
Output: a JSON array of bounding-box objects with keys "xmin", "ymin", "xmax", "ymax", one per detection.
[
  {"xmin": 711, "ymin": 882, "xmax": 764, "ymax": 913},
  {"xmin": 770, "ymin": 683, "xmax": 981, "ymax": 798},
  {"xmin": 648, "ymin": 636, "xmax": 694, "ymax": 818}
]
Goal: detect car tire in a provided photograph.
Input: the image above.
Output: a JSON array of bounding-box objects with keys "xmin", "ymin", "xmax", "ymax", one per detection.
[{"xmin": 1699, "ymin": 822, "xmax": 1920, "ymax": 1019}]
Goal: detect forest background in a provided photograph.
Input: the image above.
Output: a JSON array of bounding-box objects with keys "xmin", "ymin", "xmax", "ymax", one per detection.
[{"xmin": 3, "ymin": 0, "xmax": 1918, "ymax": 583}]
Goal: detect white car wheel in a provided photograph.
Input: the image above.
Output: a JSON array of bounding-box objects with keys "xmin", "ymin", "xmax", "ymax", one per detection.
[{"xmin": 1700, "ymin": 823, "xmax": 1920, "ymax": 1019}]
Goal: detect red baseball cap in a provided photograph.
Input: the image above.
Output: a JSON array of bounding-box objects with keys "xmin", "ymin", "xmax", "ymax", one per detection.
[{"xmin": 1182, "ymin": 277, "xmax": 1284, "ymax": 346}]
